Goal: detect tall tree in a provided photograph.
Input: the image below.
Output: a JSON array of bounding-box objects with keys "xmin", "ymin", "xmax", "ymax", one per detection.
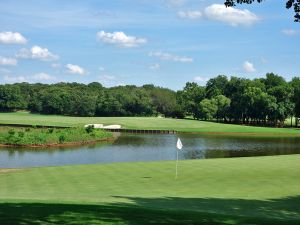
[
  {"xmin": 197, "ymin": 99, "xmax": 218, "ymax": 120},
  {"xmin": 177, "ymin": 82, "xmax": 205, "ymax": 118},
  {"xmin": 205, "ymin": 75, "xmax": 228, "ymax": 99},
  {"xmin": 0, "ymin": 85, "xmax": 25, "ymax": 111}
]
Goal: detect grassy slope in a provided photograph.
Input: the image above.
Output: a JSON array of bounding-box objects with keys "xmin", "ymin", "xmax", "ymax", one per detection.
[
  {"xmin": 1, "ymin": 112, "xmax": 300, "ymax": 135},
  {"xmin": 0, "ymin": 155, "xmax": 300, "ymax": 224}
]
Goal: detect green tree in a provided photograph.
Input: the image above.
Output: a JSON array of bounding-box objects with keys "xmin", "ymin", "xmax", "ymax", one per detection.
[
  {"xmin": 267, "ymin": 84, "xmax": 294, "ymax": 126},
  {"xmin": 177, "ymin": 82, "xmax": 205, "ymax": 118},
  {"xmin": 213, "ymin": 95, "xmax": 231, "ymax": 122},
  {"xmin": 205, "ymin": 75, "xmax": 228, "ymax": 99},
  {"xmin": 224, "ymin": 77, "xmax": 252, "ymax": 123},
  {"xmin": 197, "ymin": 99, "xmax": 218, "ymax": 120},
  {"xmin": 0, "ymin": 85, "xmax": 25, "ymax": 111},
  {"xmin": 290, "ymin": 77, "xmax": 300, "ymax": 126}
]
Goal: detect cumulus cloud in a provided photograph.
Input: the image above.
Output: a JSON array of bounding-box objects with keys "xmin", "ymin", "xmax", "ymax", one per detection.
[
  {"xmin": 17, "ymin": 45, "xmax": 58, "ymax": 61},
  {"xmin": 148, "ymin": 63, "xmax": 161, "ymax": 70},
  {"xmin": 0, "ymin": 56, "xmax": 17, "ymax": 66},
  {"xmin": 282, "ymin": 29, "xmax": 299, "ymax": 36},
  {"xmin": 204, "ymin": 4, "xmax": 259, "ymax": 26},
  {"xmin": 31, "ymin": 72, "xmax": 55, "ymax": 81},
  {"xmin": 66, "ymin": 64, "xmax": 85, "ymax": 75},
  {"xmin": 177, "ymin": 10, "xmax": 202, "ymax": 19},
  {"xmin": 149, "ymin": 51, "xmax": 193, "ymax": 63},
  {"xmin": 0, "ymin": 31, "xmax": 27, "ymax": 44},
  {"xmin": 97, "ymin": 31, "xmax": 147, "ymax": 48},
  {"xmin": 243, "ymin": 61, "xmax": 256, "ymax": 73}
]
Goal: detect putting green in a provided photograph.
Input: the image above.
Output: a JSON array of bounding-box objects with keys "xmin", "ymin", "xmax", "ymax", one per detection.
[{"xmin": 0, "ymin": 155, "xmax": 300, "ymax": 224}]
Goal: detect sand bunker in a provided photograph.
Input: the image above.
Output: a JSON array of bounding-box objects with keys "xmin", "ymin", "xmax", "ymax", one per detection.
[
  {"xmin": 84, "ymin": 124, "xmax": 121, "ymax": 129},
  {"xmin": 84, "ymin": 124, "xmax": 104, "ymax": 128},
  {"xmin": 103, "ymin": 125, "xmax": 121, "ymax": 129}
]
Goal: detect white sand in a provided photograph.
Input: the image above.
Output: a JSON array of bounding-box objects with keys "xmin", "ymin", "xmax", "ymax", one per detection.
[
  {"xmin": 84, "ymin": 124, "xmax": 103, "ymax": 128},
  {"xmin": 103, "ymin": 125, "xmax": 121, "ymax": 129},
  {"xmin": 84, "ymin": 124, "xmax": 121, "ymax": 129}
]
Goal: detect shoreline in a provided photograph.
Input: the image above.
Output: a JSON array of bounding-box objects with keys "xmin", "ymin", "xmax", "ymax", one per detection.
[
  {"xmin": 178, "ymin": 131, "xmax": 300, "ymax": 137},
  {"xmin": 0, "ymin": 137, "xmax": 115, "ymax": 148}
]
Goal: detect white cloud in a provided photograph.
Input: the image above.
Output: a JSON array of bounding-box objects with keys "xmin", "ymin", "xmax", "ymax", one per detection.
[
  {"xmin": 0, "ymin": 57, "xmax": 17, "ymax": 66},
  {"xmin": 17, "ymin": 45, "xmax": 58, "ymax": 61},
  {"xmin": 149, "ymin": 51, "xmax": 193, "ymax": 63},
  {"xmin": 97, "ymin": 31, "xmax": 147, "ymax": 48},
  {"xmin": 31, "ymin": 72, "xmax": 55, "ymax": 81},
  {"xmin": 99, "ymin": 66, "xmax": 105, "ymax": 71},
  {"xmin": 243, "ymin": 61, "xmax": 256, "ymax": 73},
  {"xmin": 66, "ymin": 64, "xmax": 85, "ymax": 75},
  {"xmin": 0, "ymin": 32, "xmax": 27, "ymax": 44},
  {"xmin": 282, "ymin": 29, "xmax": 299, "ymax": 36},
  {"xmin": 177, "ymin": 10, "xmax": 202, "ymax": 19},
  {"xmin": 148, "ymin": 63, "xmax": 161, "ymax": 70},
  {"xmin": 4, "ymin": 75, "xmax": 27, "ymax": 83},
  {"xmin": 194, "ymin": 76, "xmax": 210, "ymax": 85},
  {"xmin": 204, "ymin": 4, "xmax": 259, "ymax": 26}
]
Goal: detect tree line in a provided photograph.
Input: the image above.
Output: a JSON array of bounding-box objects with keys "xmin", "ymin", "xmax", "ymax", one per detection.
[{"xmin": 0, "ymin": 73, "xmax": 300, "ymax": 126}]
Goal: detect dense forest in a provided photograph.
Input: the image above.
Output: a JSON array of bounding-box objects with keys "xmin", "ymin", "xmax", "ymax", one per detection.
[{"xmin": 1, "ymin": 73, "xmax": 300, "ymax": 127}]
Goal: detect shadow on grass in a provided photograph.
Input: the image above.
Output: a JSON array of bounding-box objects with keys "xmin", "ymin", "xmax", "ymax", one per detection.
[{"xmin": 0, "ymin": 196, "xmax": 300, "ymax": 225}]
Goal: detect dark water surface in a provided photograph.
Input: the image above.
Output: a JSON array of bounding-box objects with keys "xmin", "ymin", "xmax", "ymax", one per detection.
[{"xmin": 1, "ymin": 133, "xmax": 300, "ymax": 168}]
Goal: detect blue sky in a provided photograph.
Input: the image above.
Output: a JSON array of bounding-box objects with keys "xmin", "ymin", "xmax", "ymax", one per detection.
[{"xmin": 0, "ymin": 0, "xmax": 299, "ymax": 90}]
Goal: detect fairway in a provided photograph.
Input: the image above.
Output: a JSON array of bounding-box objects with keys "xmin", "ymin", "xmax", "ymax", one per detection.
[
  {"xmin": 0, "ymin": 155, "xmax": 300, "ymax": 224},
  {"xmin": 1, "ymin": 112, "xmax": 300, "ymax": 136}
]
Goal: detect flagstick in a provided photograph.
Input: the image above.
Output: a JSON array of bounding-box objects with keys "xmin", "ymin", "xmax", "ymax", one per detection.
[{"xmin": 175, "ymin": 149, "xmax": 179, "ymax": 179}]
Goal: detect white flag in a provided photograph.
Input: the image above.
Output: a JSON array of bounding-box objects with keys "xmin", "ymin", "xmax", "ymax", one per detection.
[{"xmin": 176, "ymin": 138, "xmax": 183, "ymax": 150}]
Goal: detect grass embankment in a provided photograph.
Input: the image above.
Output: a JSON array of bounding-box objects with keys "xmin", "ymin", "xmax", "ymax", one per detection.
[
  {"xmin": 0, "ymin": 155, "xmax": 300, "ymax": 224},
  {"xmin": 0, "ymin": 126, "xmax": 112, "ymax": 147},
  {"xmin": 1, "ymin": 112, "xmax": 300, "ymax": 136}
]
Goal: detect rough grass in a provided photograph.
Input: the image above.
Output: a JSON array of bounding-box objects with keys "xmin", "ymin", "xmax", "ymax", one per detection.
[
  {"xmin": 1, "ymin": 112, "xmax": 300, "ymax": 136},
  {"xmin": 0, "ymin": 155, "xmax": 300, "ymax": 224},
  {"xmin": 0, "ymin": 126, "xmax": 112, "ymax": 146}
]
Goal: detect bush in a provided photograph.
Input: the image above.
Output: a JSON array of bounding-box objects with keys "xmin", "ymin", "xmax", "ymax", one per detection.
[
  {"xmin": 18, "ymin": 131, "xmax": 24, "ymax": 138},
  {"xmin": 59, "ymin": 135, "xmax": 66, "ymax": 144},
  {"xmin": 48, "ymin": 128, "xmax": 54, "ymax": 133},
  {"xmin": 8, "ymin": 129, "xmax": 15, "ymax": 136},
  {"xmin": 85, "ymin": 125, "xmax": 94, "ymax": 134}
]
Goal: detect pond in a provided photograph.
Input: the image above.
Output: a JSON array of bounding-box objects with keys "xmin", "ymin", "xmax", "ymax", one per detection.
[{"xmin": 1, "ymin": 133, "xmax": 300, "ymax": 168}]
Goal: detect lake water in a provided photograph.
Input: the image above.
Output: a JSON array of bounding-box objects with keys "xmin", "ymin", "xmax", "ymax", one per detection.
[{"xmin": 1, "ymin": 133, "xmax": 300, "ymax": 168}]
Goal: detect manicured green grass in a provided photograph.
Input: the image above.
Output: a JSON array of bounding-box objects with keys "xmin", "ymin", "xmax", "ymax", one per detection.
[
  {"xmin": 1, "ymin": 112, "xmax": 300, "ymax": 136},
  {"xmin": 0, "ymin": 126, "xmax": 112, "ymax": 146},
  {"xmin": 0, "ymin": 155, "xmax": 300, "ymax": 224}
]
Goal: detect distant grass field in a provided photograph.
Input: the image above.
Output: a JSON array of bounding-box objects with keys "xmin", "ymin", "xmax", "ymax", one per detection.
[
  {"xmin": 1, "ymin": 112, "xmax": 300, "ymax": 136},
  {"xmin": 0, "ymin": 155, "xmax": 300, "ymax": 224}
]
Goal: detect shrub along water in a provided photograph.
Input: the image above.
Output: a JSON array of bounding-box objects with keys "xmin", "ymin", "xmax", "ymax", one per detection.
[{"xmin": 0, "ymin": 126, "xmax": 112, "ymax": 146}]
